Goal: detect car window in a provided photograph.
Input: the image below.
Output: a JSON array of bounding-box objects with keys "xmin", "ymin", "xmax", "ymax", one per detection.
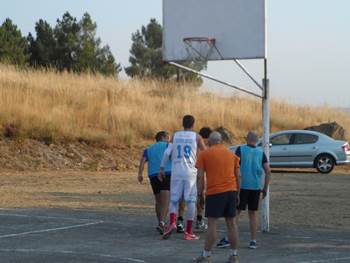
[
  {"xmin": 270, "ymin": 134, "xmax": 292, "ymax": 145},
  {"xmin": 293, "ymin": 134, "xmax": 318, "ymax": 145}
]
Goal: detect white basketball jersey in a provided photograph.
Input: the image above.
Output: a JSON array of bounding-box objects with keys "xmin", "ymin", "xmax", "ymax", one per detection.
[{"xmin": 171, "ymin": 130, "xmax": 198, "ymax": 179}]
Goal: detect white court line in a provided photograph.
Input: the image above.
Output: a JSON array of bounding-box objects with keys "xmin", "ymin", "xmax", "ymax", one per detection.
[
  {"xmin": 298, "ymin": 256, "xmax": 350, "ymax": 263},
  {"xmin": 0, "ymin": 220, "xmax": 104, "ymax": 239},
  {"xmin": 0, "ymin": 249, "xmax": 146, "ymax": 262},
  {"xmin": 0, "ymin": 212, "xmax": 94, "ymax": 222}
]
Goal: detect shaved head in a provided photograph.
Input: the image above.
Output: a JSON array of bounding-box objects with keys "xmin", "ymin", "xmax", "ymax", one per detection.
[{"xmin": 246, "ymin": 131, "xmax": 259, "ymax": 144}]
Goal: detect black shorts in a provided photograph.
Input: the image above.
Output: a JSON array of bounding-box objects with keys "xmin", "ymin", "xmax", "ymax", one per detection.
[
  {"xmin": 237, "ymin": 189, "xmax": 261, "ymax": 211},
  {"xmin": 149, "ymin": 174, "xmax": 171, "ymax": 195},
  {"xmin": 205, "ymin": 191, "xmax": 237, "ymax": 218}
]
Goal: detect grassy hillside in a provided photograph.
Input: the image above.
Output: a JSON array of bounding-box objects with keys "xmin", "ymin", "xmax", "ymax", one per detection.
[{"xmin": 0, "ymin": 64, "xmax": 349, "ymax": 146}]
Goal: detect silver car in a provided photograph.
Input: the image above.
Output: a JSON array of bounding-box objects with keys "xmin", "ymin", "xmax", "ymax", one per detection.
[{"xmin": 230, "ymin": 130, "xmax": 350, "ymax": 174}]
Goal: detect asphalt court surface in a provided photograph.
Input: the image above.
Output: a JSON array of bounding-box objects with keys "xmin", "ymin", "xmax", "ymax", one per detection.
[{"xmin": 0, "ymin": 208, "xmax": 349, "ymax": 263}]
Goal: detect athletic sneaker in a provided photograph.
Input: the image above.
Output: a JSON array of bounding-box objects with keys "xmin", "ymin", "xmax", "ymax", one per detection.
[
  {"xmin": 227, "ymin": 255, "xmax": 239, "ymax": 263},
  {"xmin": 248, "ymin": 240, "xmax": 257, "ymax": 249},
  {"xmin": 163, "ymin": 223, "xmax": 177, "ymax": 239},
  {"xmin": 176, "ymin": 220, "xmax": 184, "ymax": 233},
  {"xmin": 156, "ymin": 222, "xmax": 165, "ymax": 235},
  {"xmin": 195, "ymin": 220, "xmax": 208, "ymax": 231},
  {"xmin": 216, "ymin": 237, "xmax": 230, "ymax": 248},
  {"xmin": 184, "ymin": 232, "xmax": 200, "ymax": 240},
  {"xmin": 192, "ymin": 256, "xmax": 212, "ymax": 263}
]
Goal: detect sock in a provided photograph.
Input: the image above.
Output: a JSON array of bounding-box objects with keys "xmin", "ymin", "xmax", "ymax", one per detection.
[
  {"xmin": 202, "ymin": 250, "xmax": 211, "ymax": 257},
  {"xmin": 169, "ymin": 213, "xmax": 177, "ymax": 225},
  {"xmin": 197, "ymin": 215, "xmax": 202, "ymax": 221},
  {"xmin": 230, "ymin": 249, "xmax": 238, "ymax": 256},
  {"xmin": 177, "ymin": 216, "xmax": 184, "ymax": 222},
  {"xmin": 186, "ymin": 220, "xmax": 193, "ymax": 234},
  {"xmin": 159, "ymin": 220, "xmax": 165, "ymax": 226}
]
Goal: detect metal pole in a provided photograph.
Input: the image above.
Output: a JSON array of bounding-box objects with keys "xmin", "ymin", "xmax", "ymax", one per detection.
[
  {"xmin": 169, "ymin": 62, "xmax": 263, "ymax": 98},
  {"xmin": 261, "ymin": 58, "xmax": 270, "ymax": 232},
  {"xmin": 233, "ymin": 59, "xmax": 263, "ymax": 90}
]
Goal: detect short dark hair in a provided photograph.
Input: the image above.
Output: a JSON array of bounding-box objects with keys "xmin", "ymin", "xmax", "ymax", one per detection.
[
  {"xmin": 155, "ymin": 131, "xmax": 168, "ymax": 142},
  {"xmin": 199, "ymin": 127, "xmax": 212, "ymax": 139},
  {"xmin": 182, "ymin": 115, "xmax": 195, "ymax": 129}
]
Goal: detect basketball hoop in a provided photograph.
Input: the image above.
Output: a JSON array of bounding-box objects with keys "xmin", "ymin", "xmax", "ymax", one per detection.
[{"xmin": 183, "ymin": 37, "xmax": 222, "ymax": 67}]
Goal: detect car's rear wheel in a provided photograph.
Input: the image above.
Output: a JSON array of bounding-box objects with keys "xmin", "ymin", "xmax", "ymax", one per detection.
[{"xmin": 315, "ymin": 154, "xmax": 335, "ymax": 174}]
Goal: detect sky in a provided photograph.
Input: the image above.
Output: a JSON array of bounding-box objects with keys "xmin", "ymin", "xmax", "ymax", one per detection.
[{"xmin": 1, "ymin": 0, "xmax": 350, "ymax": 107}]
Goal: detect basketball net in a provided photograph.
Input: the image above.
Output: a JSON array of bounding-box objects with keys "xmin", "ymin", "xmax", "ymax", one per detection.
[{"xmin": 183, "ymin": 37, "xmax": 223, "ymax": 68}]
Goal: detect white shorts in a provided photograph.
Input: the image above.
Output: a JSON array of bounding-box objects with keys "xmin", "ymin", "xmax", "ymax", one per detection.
[{"xmin": 170, "ymin": 178, "xmax": 197, "ymax": 203}]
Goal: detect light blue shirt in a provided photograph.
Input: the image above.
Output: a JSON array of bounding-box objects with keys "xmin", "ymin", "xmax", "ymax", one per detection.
[
  {"xmin": 240, "ymin": 145, "xmax": 264, "ymax": 190},
  {"xmin": 144, "ymin": 141, "xmax": 171, "ymax": 177}
]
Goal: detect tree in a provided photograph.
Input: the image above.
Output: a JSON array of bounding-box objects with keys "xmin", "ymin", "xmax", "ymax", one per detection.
[
  {"xmin": 125, "ymin": 18, "xmax": 202, "ymax": 83},
  {"xmin": 0, "ymin": 18, "xmax": 29, "ymax": 65},
  {"xmin": 53, "ymin": 12, "xmax": 81, "ymax": 72},
  {"xmin": 28, "ymin": 12, "xmax": 121, "ymax": 77},
  {"xmin": 28, "ymin": 19, "xmax": 56, "ymax": 67},
  {"xmin": 76, "ymin": 13, "xmax": 121, "ymax": 76}
]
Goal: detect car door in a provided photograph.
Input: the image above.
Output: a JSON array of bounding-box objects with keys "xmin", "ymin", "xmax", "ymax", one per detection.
[
  {"xmin": 286, "ymin": 133, "xmax": 319, "ymax": 167},
  {"xmin": 270, "ymin": 133, "xmax": 293, "ymax": 167}
]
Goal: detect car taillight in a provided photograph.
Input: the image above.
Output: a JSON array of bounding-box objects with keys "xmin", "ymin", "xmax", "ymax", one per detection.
[{"xmin": 342, "ymin": 143, "xmax": 349, "ymax": 152}]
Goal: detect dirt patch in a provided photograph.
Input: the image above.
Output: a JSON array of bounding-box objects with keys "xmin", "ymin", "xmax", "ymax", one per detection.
[{"xmin": 0, "ymin": 138, "xmax": 145, "ymax": 172}]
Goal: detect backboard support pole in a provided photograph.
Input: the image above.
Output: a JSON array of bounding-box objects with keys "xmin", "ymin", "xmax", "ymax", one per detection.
[
  {"xmin": 261, "ymin": 58, "xmax": 270, "ymax": 232},
  {"xmin": 169, "ymin": 62, "xmax": 263, "ymax": 98}
]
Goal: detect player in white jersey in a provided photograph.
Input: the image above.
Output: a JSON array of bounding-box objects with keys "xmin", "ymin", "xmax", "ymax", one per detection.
[{"xmin": 160, "ymin": 115, "xmax": 206, "ymax": 240}]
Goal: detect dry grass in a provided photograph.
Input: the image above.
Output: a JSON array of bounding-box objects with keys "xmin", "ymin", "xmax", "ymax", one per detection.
[{"xmin": 0, "ymin": 63, "xmax": 349, "ymax": 145}]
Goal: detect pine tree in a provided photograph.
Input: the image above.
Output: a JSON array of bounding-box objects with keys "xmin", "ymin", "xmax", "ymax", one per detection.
[
  {"xmin": 0, "ymin": 18, "xmax": 29, "ymax": 65},
  {"xmin": 125, "ymin": 18, "xmax": 202, "ymax": 83}
]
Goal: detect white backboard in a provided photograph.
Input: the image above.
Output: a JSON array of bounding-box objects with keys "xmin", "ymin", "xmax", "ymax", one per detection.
[{"xmin": 163, "ymin": 0, "xmax": 266, "ymax": 62}]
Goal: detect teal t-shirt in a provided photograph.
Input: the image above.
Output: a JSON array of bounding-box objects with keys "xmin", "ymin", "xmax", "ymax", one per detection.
[
  {"xmin": 144, "ymin": 141, "xmax": 171, "ymax": 177},
  {"xmin": 239, "ymin": 145, "xmax": 264, "ymax": 190}
]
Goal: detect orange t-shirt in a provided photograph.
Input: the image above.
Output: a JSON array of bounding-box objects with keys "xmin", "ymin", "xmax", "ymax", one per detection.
[{"xmin": 196, "ymin": 144, "xmax": 240, "ymax": 196}]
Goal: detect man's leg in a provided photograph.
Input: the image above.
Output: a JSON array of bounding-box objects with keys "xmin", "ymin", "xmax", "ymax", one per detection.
[
  {"xmin": 159, "ymin": 190, "xmax": 170, "ymax": 222},
  {"xmin": 225, "ymin": 217, "xmax": 239, "ymax": 250},
  {"xmin": 225, "ymin": 217, "xmax": 239, "ymax": 263},
  {"xmin": 150, "ymin": 177, "xmax": 162, "ymax": 224},
  {"xmin": 194, "ymin": 191, "xmax": 227, "ymax": 262},
  {"xmin": 163, "ymin": 179, "xmax": 182, "ymax": 239},
  {"xmin": 204, "ymin": 217, "xmax": 218, "ymax": 251},
  {"xmin": 184, "ymin": 200, "xmax": 198, "ymax": 239},
  {"xmin": 196, "ymin": 175, "xmax": 207, "ymax": 230},
  {"xmin": 154, "ymin": 194, "xmax": 162, "ymax": 223},
  {"xmin": 193, "ymin": 217, "xmax": 217, "ymax": 262},
  {"xmin": 159, "ymin": 175, "xmax": 171, "ymax": 224},
  {"xmin": 196, "ymin": 193, "xmax": 207, "ymax": 231},
  {"xmin": 248, "ymin": 210, "xmax": 258, "ymax": 241},
  {"xmin": 155, "ymin": 192, "xmax": 167, "ymax": 234},
  {"xmin": 235, "ymin": 210, "xmax": 241, "ymax": 224},
  {"xmin": 177, "ymin": 198, "xmax": 185, "ymax": 233},
  {"xmin": 184, "ymin": 178, "xmax": 199, "ymax": 240},
  {"xmin": 246, "ymin": 190, "xmax": 260, "ymax": 249}
]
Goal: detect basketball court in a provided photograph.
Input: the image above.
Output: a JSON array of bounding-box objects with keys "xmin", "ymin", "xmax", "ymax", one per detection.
[
  {"xmin": 0, "ymin": 204, "xmax": 349, "ymax": 263},
  {"xmin": 0, "ymin": 169, "xmax": 349, "ymax": 263}
]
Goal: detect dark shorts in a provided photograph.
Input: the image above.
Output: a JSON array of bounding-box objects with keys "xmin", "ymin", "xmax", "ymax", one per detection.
[
  {"xmin": 149, "ymin": 174, "xmax": 171, "ymax": 195},
  {"xmin": 205, "ymin": 191, "xmax": 237, "ymax": 218},
  {"xmin": 237, "ymin": 189, "xmax": 261, "ymax": 211}
]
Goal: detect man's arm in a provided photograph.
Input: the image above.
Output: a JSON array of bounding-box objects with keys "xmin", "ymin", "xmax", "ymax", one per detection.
[
  {"xmin": 137, "ymin": 153, "xmax": 147, "ymax": 184},
  {"xmin": 197, "ymin": 134, "xmax": 207, "ymax": 151},
  {"xmin": 235, "ymin": 166, "xmax": 241, "ymax": 205},
  {"xmin": 197, "ymin": 168, "xmax": 205, "ymax": 195},
  {"xmin": 159, "ymin": 143, "xmax": 173, "ymax": 180},
  {"xmin": 262, "ymin": 162, "xmax": 271, "ymax": 199}
]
